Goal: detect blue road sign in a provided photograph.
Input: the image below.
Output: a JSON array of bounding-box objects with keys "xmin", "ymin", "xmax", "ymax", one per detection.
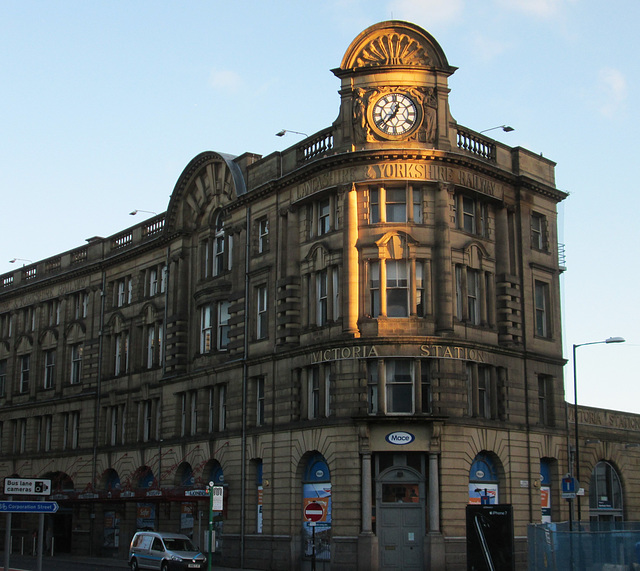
[
  {"xmin": 0, "ymin": 500, "xmax": 59, "ymax": 513},
  {"xmin": 562, "ymin": 477, "xmax": 577, "ymax": 494}
]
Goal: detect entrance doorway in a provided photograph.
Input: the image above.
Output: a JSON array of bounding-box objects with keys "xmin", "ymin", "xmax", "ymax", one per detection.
[{"xmin": 376, "ymin": 465, "xmax": 425, "ymax": 570}]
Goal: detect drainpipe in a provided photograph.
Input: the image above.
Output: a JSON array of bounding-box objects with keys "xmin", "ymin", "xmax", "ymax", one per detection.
[
  {"xmin": 515, "ymin": 192, "xmax": 534, "ymax": 523},
  {"xmin": 162, "ymin": 246, "xmax": 170, "ymax": 377},
  {"xmin": 92, "ymin": 270, "xmax": 106, "ymax": 487},
  {"xmin": 90, "ymin": 270, "xmax": 106, "ymax": 557},
  {"xmin": 240, "ymin": 205, "xmax": 251, "ymax": 568}
]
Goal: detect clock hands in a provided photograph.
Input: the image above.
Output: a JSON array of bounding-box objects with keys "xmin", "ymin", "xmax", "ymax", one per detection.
[{"xmin": 383, "ymin": 102, "xmax": 399, "ymax": 124}]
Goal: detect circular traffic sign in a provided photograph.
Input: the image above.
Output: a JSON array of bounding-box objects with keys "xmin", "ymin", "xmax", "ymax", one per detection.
[{"xmin": 304, "ymin": 501, "xmax": 324, "ymax": 522}]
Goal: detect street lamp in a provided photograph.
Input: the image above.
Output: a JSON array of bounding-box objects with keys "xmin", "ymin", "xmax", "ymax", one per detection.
[
  {"xmin": 129, "ymin": 209, "xmax": 157, "ymax": 216},
  {"xmin": 573, "ymin": 336, "xmax": 625, "ymax": 521},
  {"xmin": 275, "ymin": 129, "xmax": 308, "ymax": 138},
  {"xmin": 479, "ymin": 125, "xmax": 514, "ymax": 134}
]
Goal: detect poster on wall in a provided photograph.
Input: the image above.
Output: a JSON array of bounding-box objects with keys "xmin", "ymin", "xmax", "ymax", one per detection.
[
  {"xmin": 103, "ymin": 511, "xmax": 120, "ymax": 548},
  {"xmin": 302, "ymin": 482, "xmax": 332, "ymax": 562},
  {"xmin": 136, "ymin": 503, "xmax": 156, "ymax": 530},
  {"xmin": 257, "ymin": 485, "xmax": 263, "ymax": 534},
  {"xmin": 541, "ymin": 486, "xmax": 551, "ymax": 523},
  {"xmin": 468, "ymin": 483, "xmax": 499, "ymax": 505}
]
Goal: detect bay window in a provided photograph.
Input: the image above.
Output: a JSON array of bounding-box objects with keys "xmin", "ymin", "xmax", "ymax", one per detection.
[{"xmin": 369, "ymin": 259, "xmax": 425, "ymax": 318}]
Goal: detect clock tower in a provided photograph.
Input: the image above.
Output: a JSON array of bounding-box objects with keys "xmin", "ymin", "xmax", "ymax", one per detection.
[{"xmin": 332, "ymin": 20, "xmax": 457, "ymax": 150}]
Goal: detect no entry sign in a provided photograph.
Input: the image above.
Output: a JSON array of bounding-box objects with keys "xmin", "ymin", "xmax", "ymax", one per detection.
[{"xmin": 304, "ymin": 501, "xmax": 324, "ymax": 522}]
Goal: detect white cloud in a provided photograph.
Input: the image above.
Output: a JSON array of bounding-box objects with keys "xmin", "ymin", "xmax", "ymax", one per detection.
[
  {"xmin": 598, "ymin": 67, "xmax": 628, "ymax": 117},
  {"xmin": 387, "ymin": 0, "xmax": 463, "ymax": 26},
  {"xmin": 209, "ymin": 69, "xmax": 243, "ymax": 92}
]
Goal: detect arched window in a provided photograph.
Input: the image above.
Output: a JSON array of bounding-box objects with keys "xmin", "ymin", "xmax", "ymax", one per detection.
[
  {"xmin": 302, "ymin": 454, "xmax": 332, "ymax": 562},
  {"xmin": 469, "ymin": 452, "xmax": 499, "ymax": 504},
  {"xmin": 589, "ymin": 461, "xmax": 623, "ymax": 522},
  {"xmin": 540, "ymin": 459, "xmax": 552, "ymax": 523},
  {"xmin": 176, "ymin": 462, "xmax": 194, "ymax": 487}
]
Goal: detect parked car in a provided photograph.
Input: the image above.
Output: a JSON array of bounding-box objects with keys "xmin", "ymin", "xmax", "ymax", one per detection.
[{"xmin": 129, "ymin": 531, "xmax": 207, "ymax": 570}]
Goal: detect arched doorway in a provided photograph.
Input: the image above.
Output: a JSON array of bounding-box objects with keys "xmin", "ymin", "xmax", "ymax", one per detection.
[
  {"xmin": 376, "ymin": 463, "xmax": 425, "ymax": 570},
  {"xmin": 589, "ymin": 461, "xmax": 623, "ymax": 523}
]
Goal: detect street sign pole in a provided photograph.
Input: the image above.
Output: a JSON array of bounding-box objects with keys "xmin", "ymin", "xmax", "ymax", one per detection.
[
  {"xmin": 37, "ymin": 511, "xmax": 44, "ymax": 571},
  {"xmin": 207, "ymin": 481, "xmax": 214, "ymax": 571},
  {"xmin": 3, "ymin": 495, "xmax": 11, "ymax": 571}
]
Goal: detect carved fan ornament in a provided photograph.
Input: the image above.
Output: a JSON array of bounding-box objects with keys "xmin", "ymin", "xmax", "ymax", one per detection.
[{"xmin": 354, "ymin": 33, "xmax": 431, "ymax": 67}]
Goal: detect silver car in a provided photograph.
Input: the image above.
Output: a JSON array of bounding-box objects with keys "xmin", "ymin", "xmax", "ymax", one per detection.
[{"xmin": 129, "ymin": 531, "xmax": 206, "ymax": 571}]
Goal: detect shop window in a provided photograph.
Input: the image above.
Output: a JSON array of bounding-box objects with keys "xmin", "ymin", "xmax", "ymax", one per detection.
[
  {"xmin": 256, "ymin": 460, "xmax": 264, "ymax": 533},
  {"xmin": 469, "ymin": 453, "xmax": 499, "ymax": 504},
  {"xmin": 589, "ymin": 461, "xmax": 623, "ymax": 522},
  {"xmin": 302, "ymin": 454, "xmax": 331, "ymax": 562},
  {"xmin": 540, "ymin": 459, "xmax": 553, "ymax": 523}
]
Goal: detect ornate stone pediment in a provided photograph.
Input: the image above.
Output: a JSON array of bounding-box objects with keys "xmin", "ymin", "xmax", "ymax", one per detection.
[{"xmin": 353, "ymin": 32, "xmax": 431, "ymax": 68}]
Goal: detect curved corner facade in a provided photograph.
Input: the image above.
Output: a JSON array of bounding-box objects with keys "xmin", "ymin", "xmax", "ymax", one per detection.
[{"xmin": 0, "ymin": 21, "xmax": 637, "ymax": 571}]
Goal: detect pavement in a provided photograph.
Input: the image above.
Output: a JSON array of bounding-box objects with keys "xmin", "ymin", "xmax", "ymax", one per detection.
[{"xmin": 3, "ymin": 553, "xmax": 260, "ymax": 571}]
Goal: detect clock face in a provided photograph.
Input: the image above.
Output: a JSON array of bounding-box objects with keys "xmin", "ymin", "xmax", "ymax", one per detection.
[{"xmin": 371, "ymin": 93, "xmax": 418, "ymax": 137}]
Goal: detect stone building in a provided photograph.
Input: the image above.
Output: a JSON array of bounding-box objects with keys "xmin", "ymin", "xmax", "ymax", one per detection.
[{"xmin": 0, "ymin": 20, "xmax": 638, "ymax": 570}]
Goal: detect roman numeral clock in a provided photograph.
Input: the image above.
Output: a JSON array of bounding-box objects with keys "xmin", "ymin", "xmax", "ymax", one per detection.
[{"xmin": 369, "ymin": 91, "xmax": 421, "ymax": 138}]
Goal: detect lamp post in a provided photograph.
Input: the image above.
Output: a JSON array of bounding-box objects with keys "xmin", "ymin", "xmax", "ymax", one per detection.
[
  {"xmin": 479, "ymin": 125, "xmax": 514, "ymax": 134},
  {"xmin": 573, "ymin": 336, "xmax": 625, "ymax": 521},
  {"xmin": 275, "ymin": 129, "xmax": 308, "ymax": 138}
]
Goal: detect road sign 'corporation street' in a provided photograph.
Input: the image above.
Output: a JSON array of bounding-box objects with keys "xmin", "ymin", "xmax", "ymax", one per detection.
[{"xmin": 0, "ymin": 501, "xmax": 59, "ymax": 513}]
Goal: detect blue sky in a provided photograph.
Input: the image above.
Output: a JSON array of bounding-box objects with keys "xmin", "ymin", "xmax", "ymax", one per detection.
[{"xmin": 1, "ymin": 0, "xmax": 637, "ymax": 412}]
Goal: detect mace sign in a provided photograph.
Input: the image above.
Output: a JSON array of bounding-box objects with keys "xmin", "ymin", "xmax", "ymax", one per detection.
[{"xmin": 3, "ymin": 478, "xmax": 52, "ymax": 496}]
